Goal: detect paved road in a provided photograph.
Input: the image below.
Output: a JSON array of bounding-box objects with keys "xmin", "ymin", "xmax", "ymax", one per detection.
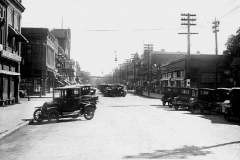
[{"xmin": 0, "ymin": 92, "xmax": 240, "ymax": 160}]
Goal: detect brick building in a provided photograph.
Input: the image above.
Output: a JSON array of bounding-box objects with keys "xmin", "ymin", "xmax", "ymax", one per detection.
[
  {"xmin": 160, "ymin": 54, "xmax": 227, "ymax": 89},
  {"xmin": 0, "ymin": 0, "xmax": 27, "ymax": 106}
]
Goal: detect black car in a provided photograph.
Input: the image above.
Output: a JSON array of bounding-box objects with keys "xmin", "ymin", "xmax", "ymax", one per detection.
[
  {"xmin": 33, "ymin": 84, "xmax": 98, "ymax": 123},
  {"xmin": 222, "ymin": 87, "xmax": 240, "ymax": 121}
]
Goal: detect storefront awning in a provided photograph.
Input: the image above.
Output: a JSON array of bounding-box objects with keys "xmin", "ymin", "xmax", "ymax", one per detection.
[
  {"xmin": 57, "ymin": 81, "xmax": 64, "ymax": 86},
  {"xmin": 0, "ymin": 70, "xmax": 20, "ymax": 76},
  {"xmin": 64, "ymin": 79, "xmax": 71, "ymax": 85}
]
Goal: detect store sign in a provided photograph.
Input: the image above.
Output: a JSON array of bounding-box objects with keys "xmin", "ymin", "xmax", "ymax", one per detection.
[
  {"xmin": 200, "ymin": 72, "xmax": 221, "ymax": 84},
  {"xmin": 1, "ymin": 50, "xmax": 22, "ymax": 62}
]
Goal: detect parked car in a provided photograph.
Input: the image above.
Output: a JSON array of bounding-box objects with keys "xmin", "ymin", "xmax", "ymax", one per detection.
[
  {"xmin": 172, "ymin": 87, "xmax": 197, "ymax": 110},
  {"xmin": 222, "ymin": 87, "xmax": 240, "ymax": 121},
  {"xmin": 190, "ymin": 88, "xmax": 222, "ymax": 114},
  {"xmin": 134, "ymin": 86, "xmax": 143, "ymax": 95},
  {"xmin": 103, "ymin": 84, "xmax": 127, "ymax": 97},
  {"xmin": 33, "ymin": 84, "xmax": 97, "ymax": 123},
  {"xmin": 161, "ymin": 86, "xmax": 179, "ymax": 108},
  {"xmin": 215, "ymin": 88, "xmax": 231, "ymax": 113}
]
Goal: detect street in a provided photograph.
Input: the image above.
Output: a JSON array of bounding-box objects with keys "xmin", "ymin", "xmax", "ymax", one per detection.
[{"xmin": 0, "ymin": 91, "xmax": 240, "ymax": 160}]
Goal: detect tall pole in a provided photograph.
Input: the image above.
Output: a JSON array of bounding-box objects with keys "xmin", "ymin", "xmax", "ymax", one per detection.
[
  {"xmin": 179, "ymin": 13, "xmax": 198, "ymax": 87},
  {"xmin": 144, "ymin": 44, "xmax": 153, "ymax": 96},
  {"xmin": 212, "ymin": 18, "xmax": 220, "ymax": 89}
]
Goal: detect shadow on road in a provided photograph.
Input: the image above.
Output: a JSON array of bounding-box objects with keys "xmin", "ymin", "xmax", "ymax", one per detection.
[
  {"xmin": 108, "ymin": 105, "xmax": 145, "ymax": 107},
  {"xmin": 123, "ymin": 141, "xmax": 240, "ymax": 159},
  {"xmin": 29, "ymin": 118, "xmax": 84, "ymax": 125}
]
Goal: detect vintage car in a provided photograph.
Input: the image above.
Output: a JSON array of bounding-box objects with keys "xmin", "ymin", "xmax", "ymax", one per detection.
[
  {"xmin": 172, "ymin": 87, "xmax": 197, "ymax": 110},
  {"xmin": 215, "ymin": 88, "xmax": 231, "ymax": 113},
  {"xmin": 97, "ymin": 84, "xmax": 111, "ymax": 93},
  {"xmin": 103, "ymin": 84, "xmax": 127, "ymax": 97},
  {"xmin": 189, "ymin": 88, "xmax": 222, "ymax": 114},
  {"xmin": 33, "ymin": 84, "xmax": 98, "ymax": 123},
  {"xmin": 161, "ymin": 86, "xmax": 179, "ymax": 108},
  {"xmin": 222, "ymin": 87, "xmax": 240, "ymax": 121},
  {"xmin": 134, "ymin": 86, "xmax": 143, "ymax": 95}
]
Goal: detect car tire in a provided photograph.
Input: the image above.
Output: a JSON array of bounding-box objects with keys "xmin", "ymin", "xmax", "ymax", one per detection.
[
  {"xmin": 174, "ymin": 105, "xmax": 178, "ymax": 110},
  {"xmin": 84, "ymin": 107, "xmax": 95, "ymax": 120},
  {"xmin": 33, "ymin": 109, "xmax": 44, "ymax": 123},
  {"xmin": 162, "ymin": 101, "xmax": 166, "ymax": 106},
  {"xmin": 168, "ymin": 102, "xmax": 173, "ymax": 108},
  {"xmin": 190, "ymin": 105, "xmax": 195, "ymax": 114},
  {"xmin": 48, "ymin": 109, "xmax": 59, "ymax": 123}
]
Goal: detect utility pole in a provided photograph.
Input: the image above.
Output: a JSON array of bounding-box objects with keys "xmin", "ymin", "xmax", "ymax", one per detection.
[
  {"xmin": 179, "ymin": 13, "xmax": 198, "ymax": 87},
  {"xmin": 144, "ymin": 44, "xmax": 153, "ymax": 96},
  {"xmin": 212, "ymin": 18, "xmax": 220, "ymax": 90}
]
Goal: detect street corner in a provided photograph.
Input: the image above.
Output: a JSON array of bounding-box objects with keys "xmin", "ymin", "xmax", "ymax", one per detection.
[{"xmin": 0, "ymin": 119, "xmax": 34, "ymax": 141}]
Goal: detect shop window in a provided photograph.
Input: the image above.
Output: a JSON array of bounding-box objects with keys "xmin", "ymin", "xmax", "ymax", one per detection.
[
  {"xmin": 3, "ymin": 78, "xmax": 8, "ymax": 93},
  {"xmin": 11, "ymin": 80, "xmax": 14, "ymax": 97},
  {"xmin": 34, "ymin": 78, "xmax": 41, "ymax": 92}
]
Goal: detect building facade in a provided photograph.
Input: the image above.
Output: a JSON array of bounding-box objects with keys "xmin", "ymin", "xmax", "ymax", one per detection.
[
  {"xmin": 21, "ymin": 28, "xmax": 74, "ymax": 96},
  {"xmin": 160, "ymin": 54, "xmax": 227, "ymax": 89},
  {"xmin": 0, "ymin": 0, "xmax": 27, "ymax": 106}
]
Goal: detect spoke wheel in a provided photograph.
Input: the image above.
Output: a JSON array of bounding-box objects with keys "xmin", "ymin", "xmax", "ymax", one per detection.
[
  {"xmin": 33, "ymin": 109, "xmax": 44, "ymax": 123},
  {"xmin": 174, "ymin": 105, "xmax": 178, "ymax": 110},
  {"xmin": 168, "ymin": 102, "xmax": 173, "ymax": 108},
  {"xmin": 162, "ymin": 101, "xmax": 166, "ymax": 106},
  {"xmin": 190, "ymin": 106, "xmax": 195, "ymax": 114},
  {"xmin": 84, "ymin": 107, "xmax": 95, "ymax": 120},
  {"xmin": 48, "ymin": 109, "xmax": 59, "ymax": 123}
]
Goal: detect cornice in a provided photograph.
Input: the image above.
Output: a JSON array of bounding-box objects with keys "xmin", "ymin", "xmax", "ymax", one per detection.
[
  {"xmin": 8, "ymin": 0, "xmax": 25, "ymax": 12},
  {"xmin": 0, "ymin": 0, "xmax": 9, "ymax": 6}
]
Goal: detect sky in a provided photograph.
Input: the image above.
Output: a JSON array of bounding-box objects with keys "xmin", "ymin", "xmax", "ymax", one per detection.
[{"xmin": 21, "ymin": 0, "xmax": 240, "ymax": 76}]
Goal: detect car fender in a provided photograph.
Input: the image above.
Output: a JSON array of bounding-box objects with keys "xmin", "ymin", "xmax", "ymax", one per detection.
[{"xmin": 83, "ymin": 103, "xmax": 96, "ymax": 110}]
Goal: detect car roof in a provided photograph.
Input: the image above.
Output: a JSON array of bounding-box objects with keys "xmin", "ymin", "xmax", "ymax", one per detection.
[
  {"xmin": 54, "ymin": 84, "xmax": 91, "ymax": 90},
  {"xmin": 198, "ymin": 88, "xmax": 215, "ymax": 91},
  {"xmin": 217, "ymin": 88, "xmax": 231, "ymax": 91},
  {"xmin": 231, "ymin": 87, "xmax": 240, "ymax": 90}
]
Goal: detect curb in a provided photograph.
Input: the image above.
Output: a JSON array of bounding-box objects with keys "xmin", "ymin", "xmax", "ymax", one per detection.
[{"xmin": 0, "ymin": 119, "xmax": 34, "ymax": 141}]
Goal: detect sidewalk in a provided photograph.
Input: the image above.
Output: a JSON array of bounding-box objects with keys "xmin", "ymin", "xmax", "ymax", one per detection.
[
  {"xmin": 128, "ymin": 90, "xmax": 163, "ymax": 99},
  {"xmin": 0, "ymin": 95, "xmax": 52, "ymax": 140}
]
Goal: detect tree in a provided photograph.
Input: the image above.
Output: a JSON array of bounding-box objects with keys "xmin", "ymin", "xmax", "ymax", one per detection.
[
  {"xmin": 222, "ymin": 27, "xmax": 240, "ymax": 86},
  {"xmin": 222, "ymin": 27, "xmax": 240, "ymax": 69},
  {"xmin": 80, "ymin": 71, "xmax": 91, "ymax": 84}
]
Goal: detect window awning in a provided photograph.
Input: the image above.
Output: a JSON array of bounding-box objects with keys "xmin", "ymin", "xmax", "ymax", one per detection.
[
  {"xmin": 15, "ymin": 30, "xmax": 29, "ymax": 43},
  {"xmin": 8, "ymin": 25, "xmax": 29, "ymax": 43},
  {"xmin": 8, "ymin": 25, "xmax": 19, "ymax": 36}
]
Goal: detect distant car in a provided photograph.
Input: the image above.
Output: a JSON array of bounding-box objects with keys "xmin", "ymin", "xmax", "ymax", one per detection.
[{"xmin": 19, "ymin": 90, "xmax": 27, "ymax": 98}]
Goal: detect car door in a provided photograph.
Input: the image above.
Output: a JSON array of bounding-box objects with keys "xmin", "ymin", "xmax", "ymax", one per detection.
[{"xmin": 63, "ymin": 89, "xmax": 78, "ymax": 112}]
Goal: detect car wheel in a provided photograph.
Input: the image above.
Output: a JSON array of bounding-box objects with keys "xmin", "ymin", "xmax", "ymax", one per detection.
[
  {"xmin": 84, "ymin": 107, "xmax": 95, "ymax": 120},
  {"xmin": 174, "ymin": 105, "xmax": 178, "ymax": 110},
  {"xmin": 162, "ymin": 101, "xmax": 166, "ymax": 106},
  {"xmin": 168, "ymin": 102, "xmax": 173, "ymax": 108},
  {"xmin": 190, "ymin": 106, "xmax": 195, "ymax": 114},
  {"xmin": 33, "ymin": 109, "xmax": 44, "ymax": 123},
  {"xmin": 48, "ymin": 109, "xmax": 59, "ymax": 123},
  {"xmin": 225, "ymin": 111, "xmax": 231, "ymax": 122}
]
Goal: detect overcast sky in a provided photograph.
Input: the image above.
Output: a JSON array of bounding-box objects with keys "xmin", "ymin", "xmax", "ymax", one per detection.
[{"xmin": 21, "ymin": 0, "xmax": 240, "ymax": 76}]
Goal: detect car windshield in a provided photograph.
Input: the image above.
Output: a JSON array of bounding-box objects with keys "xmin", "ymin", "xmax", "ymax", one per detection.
[{"xmin": 54, "ymin": 89, "xmax": 79, "ymax": 98}]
